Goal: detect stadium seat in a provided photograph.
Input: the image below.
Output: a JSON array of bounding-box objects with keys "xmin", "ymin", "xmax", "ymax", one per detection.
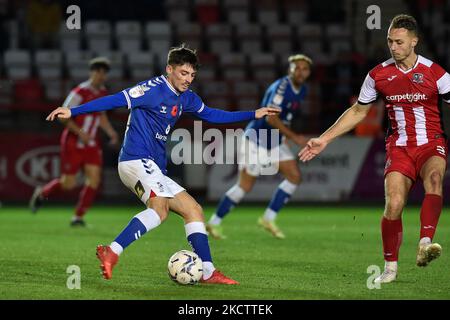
[
  {"xmin": 166, "ymin": 0, "xmax": 191, "ymax": 23},
  {"xmin": 4, "ymin": 50, "xmax": 31, "ymax": 80},
  {"xmin": 236, "ymin": 24, "xmax": 263, "ymax": 54},
  {"xmin": 115, "ymin": 21, "xmax": 143, "ymax": 52},
  {"xmin": 35, "ymin": 50, "xmax": 63, "ymax": 79},
  {"xmin": 249, "ymin": 53, "xmax": 277, "ymax": 81},
  {"xmin": 14, "ymin": 79, "xmax": 44, "ymax": 103},
  {"xmin": 85, "ymin": 21, "xmax": 112, "ymax": 52},
  {"xmin": 195, "ymin": 0, "xmax": 220, "ymax": 25},
  {"xmin": 59, "ymin": 22, "xmax": 81, "ymax": 52},
  {"xmin": 126, "ymin": 51, "xmax": 154, "ymax": 80},
  {"xmin": 42, "ymin": 79, "xmax": 64, "ymax": 101},
  {"xmin": 95, "ymin": 51, "xmax": 124, "ymax": 79},
  {"xmin": 65, "ymin": 51, "xmax": 94, "ymax": 80},
  {"xmin": 201, "ymin": 81, "xmax": 230, "ymax": 107},
  {"xmin": 205, "ymin": 24, "xmax": 233, "ymax": 54},
  {"xmin": 267, "ymin": 24, "xmax": 293, "ymax": 55},
  {"xmin": 176, "ymin": 23, "xmax": 202, "ymax": 51},
  {"xmin": 297, "ymin": 24, "xmax": 324, "ymax": 56},
  {"xmin": 145, "ymin": 22, "xmax": 172, "ymax": 63},
  {"xmin": 219, "ymin": 53, "xmax": 248, "ymax": 80},
  {"xmin": 257, "ymin": 9, "xmax": 279, "ymax": 27},
  {"xmin": 326, "ymin": 24, "xmax": 352, "ymax": 56},
  {"xmin": 0, "ymin": 79, "xmax": 13, "ymax": 105},
  {"xmin": 223, "ymin": 0, "xmax": 249, "ymax": 25},
  {"xmin": 231, "ymin": 81, "xmax": 260, "ymax": 110}
]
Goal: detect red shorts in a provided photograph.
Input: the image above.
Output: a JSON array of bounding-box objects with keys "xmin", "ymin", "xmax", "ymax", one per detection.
[
  {"xmin": 60, "ymin": 144, "xmax": 103, "ymax": 175},
  {"xmin": 384, "ymin": 138, "xmax": 448, "ymax": 182}
]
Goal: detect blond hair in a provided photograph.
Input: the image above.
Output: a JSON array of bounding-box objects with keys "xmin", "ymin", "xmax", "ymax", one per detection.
[{"xmin": 288, "ymin": 54, "xmax": 313, "ymax": 66}]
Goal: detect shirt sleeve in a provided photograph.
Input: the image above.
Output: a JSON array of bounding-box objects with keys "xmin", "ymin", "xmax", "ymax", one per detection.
[
  {"xmin": 262, "ymin": 82, "xmax": 284, "ymax": 110},
  {"xmin": 436, "ymin": 72, "xmax": 450, "ymax": 103},
  {"xmin": 185, "ymin": 92, "xmax": 255, "ymax": 123},
  {"xmin": 70, "ymin": 92, "xmax": 128, "ymax": 117},
  {"xmin": 357, "ymin": 73, "xmax": 378, "ymax": 105},
  {"xmin": 62, "ymin": 90, "xmax": 83, "ymax": 109},
  {"xmin": 121, "ymin": 83, "xmax": 161, "ymax": 109}
]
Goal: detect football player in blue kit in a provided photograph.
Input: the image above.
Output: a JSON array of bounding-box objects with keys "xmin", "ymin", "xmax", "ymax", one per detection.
[
  {"xmin": 207, "ymin": 54, "xmax": 312, "ymax": 240},
  {"xmin": 46, "ymin": 45, "xmax": 280, "ymax": 285}
]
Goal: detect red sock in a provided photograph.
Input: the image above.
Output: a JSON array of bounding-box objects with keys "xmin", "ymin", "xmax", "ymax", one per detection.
[
  {"xmin": 41, "ymin": 179, "xmax": 62, "ymax": 198},
  {"xmin": 381, "ymin": 217, "xmax": 403, "ymax": 261},
  {"xmin": 75, "ymin": 186, "xmax": 97, "ymax": 218},
  {"xmin": 420, "ymin": 194, "xmax": 442, "ymax": 241}
]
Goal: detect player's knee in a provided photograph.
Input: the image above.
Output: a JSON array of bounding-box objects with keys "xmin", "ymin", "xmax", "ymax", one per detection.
[
  {"xmin": 427, "ymin": 171, "xmax": 443, "ymax": 192},
  {"xmin": 148, "ymin": 201, "xmax": 169, "ymax": 222},
  {"xmin": 87, "ymin": 178, "xmax": 100, "ymax": 189},
  {"xmin": 286, "ymin": 171, "xmax": 301, "ymax": 185},
  {"xmin": 60, "ymin": 178, "xmax": 76, "ymax": 190},
  {"xmin": 191, "ymin": 202, "xmax": 204, "ymax": 220},
  {"xmin": 385, "ymin": 195, "xmax": 405, "ymax": 217}
]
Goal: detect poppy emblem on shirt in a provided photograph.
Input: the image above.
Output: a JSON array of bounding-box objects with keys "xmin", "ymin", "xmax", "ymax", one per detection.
[
  {"xmin": 171, "ymin": 105, "xmax": 178, "ymax": 117},
  {"xmin": 412, "ymin": 73, "xmax": 424, "ymax": 84}
]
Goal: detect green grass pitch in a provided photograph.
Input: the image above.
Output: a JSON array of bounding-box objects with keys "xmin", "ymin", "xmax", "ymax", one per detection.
[{"xmin": 0, "ymin": 204, "xmax": 449, "ymax": 300}]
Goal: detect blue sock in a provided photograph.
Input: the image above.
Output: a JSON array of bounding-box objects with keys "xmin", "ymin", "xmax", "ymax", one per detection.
[
  {"xmin": 114, "ymin": 218, "xmax": 147, "ymax": 250},
  {"xmin": 113, "ymin": 208, "xmax": 161, "ymax": 252},
  {"xmin": 268, "ymin": 188, "xmax": 291, "ymax": 213},
  {"xmin": 216, "ymin": 195, "xmax": 236, "ymax": 219},
  {"xmin": 185, "ymin": 222, "xmax": 213, "ymax": 262}
]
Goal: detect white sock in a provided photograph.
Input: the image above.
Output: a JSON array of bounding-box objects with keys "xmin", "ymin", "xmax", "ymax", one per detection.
[
  {"xmin": 110, "ymin": 241, "xmax": 123, "ymax": 256},
  {"xmin": 419, "ymin": 237, "xmax": 432, "ymax": 246},
  {"xmin": 208, "ymin": 214, "xmax": 222, "ymax": 226},
  {"xmin": 263, "ymin": 208, "xmax": 277, "ymax": 222},
  {"xmin": 385, "ymin": 261, "xmax": 398, "ymax": 272},
  {"xmin": 202, "ymin": 261, "xmax": 215, "ymax": 280}
]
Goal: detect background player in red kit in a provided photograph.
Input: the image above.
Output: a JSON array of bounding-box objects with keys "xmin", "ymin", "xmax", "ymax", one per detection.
[
  {"xmin": 30, "ymin": 57, "xmax": 119, "ymax": 226},
  {"xmin": 299, "ymin": 14, "xmax": 450, "ymax": 284}
]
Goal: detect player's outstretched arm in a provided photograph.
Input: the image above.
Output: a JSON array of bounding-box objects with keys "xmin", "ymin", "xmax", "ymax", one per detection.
[
  {"xmin": 255, "ymin": 107, "xmax": 282, "ymax": 118},
  {"xmin": 46, "ymin": 107, "xmax": 71, "ymax": 121},
  {"xmin": 194, "ymin": 105, "xmax": 280, "ymax": 124},
  {"xmin": 47, "ymin": 92, "xmax": 128, "ymax": 122},
  {"xmin": 298, "ymin": 102, "xmax": 371, "ymax": 162}
]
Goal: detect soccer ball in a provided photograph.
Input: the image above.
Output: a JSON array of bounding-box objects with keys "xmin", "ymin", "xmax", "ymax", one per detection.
[{"xmin": 168, "ymin": 250, "xmax": 203, "ymax": 285}]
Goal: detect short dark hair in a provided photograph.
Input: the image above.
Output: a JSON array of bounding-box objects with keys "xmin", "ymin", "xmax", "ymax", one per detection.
[
  {"xmin": 390, "ymin": 14, "xmax": 418, "ymax": 36},
  {"xmin": 167, "ymin": 44, "xmax": 200, "ymax": 70},
  {"xmin": 89, "ymin": 57, "xmax": 111, "ymax": 72}
]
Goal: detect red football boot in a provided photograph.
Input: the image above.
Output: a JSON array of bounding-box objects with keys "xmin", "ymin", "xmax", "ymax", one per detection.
[
  {"xmin": 200, "ymin": 270, "xmax": 239, "ymax": 285},
  {"xmin": 96, "ymin": 245, "xmax": 119, "ymax": 280}
]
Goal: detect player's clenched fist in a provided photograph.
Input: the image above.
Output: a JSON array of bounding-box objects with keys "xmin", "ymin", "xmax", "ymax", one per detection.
[
  {"xmin": 46, "ymin": 107, "xmax": 71, "ymax": 121},
  {"xmin": 298, "ymin": 137, "xmax": 328, "ymax": 162},
  {"xmin": 255, "ymin": 106, "xmax": 281, "ymax": 119}
]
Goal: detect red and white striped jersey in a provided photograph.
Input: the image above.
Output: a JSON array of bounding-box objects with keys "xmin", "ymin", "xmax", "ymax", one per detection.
[
  {"xmin": 358, "ymin": 55, "xmax": 450, "ymax": 147},
  {"xmin": 61, "ymin": 80, "xmax": 108, "ymax": 148}
]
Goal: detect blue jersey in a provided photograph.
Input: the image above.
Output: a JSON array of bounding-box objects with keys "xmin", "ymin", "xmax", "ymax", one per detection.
[
  {"xmin": 70, "ymin": 75, "xmax": 256, "ymax": 173},
  {"xmin": 245, "ymin": 76, "xmax": 307, "ymax": 149}
]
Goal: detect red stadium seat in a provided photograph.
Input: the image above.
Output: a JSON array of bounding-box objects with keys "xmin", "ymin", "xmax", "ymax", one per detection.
[{"xmin": 14, "ymin": 79, "xmax": 44, "ymax": 104}]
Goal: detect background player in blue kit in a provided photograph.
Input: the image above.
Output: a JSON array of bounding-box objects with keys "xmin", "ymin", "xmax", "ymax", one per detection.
[
  {"xmin": 206, "ymin": 54, "xmax": 312, "ymax": 240},
  {"xmin": 46, "ymin": 45, "xmax": 280, "ymax": 285}
]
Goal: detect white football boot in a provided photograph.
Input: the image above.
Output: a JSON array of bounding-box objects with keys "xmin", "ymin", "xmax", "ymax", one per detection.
[
  {"xmin": 416, "ymin": 243, "xmax": 442, "ymax": 267},
  {"xmin": 374, "ymin": 262, "xmax": 397, "ymax": 284}
]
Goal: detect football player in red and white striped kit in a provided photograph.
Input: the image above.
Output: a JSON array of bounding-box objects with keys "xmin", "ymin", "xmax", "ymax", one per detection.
[
  {"xmin": 30, "ymin": 57, "xmax": 119, "ymax": 226},
  {"xmin": 299, "ymin": 14, "xmax": 450, "ymax": 283}
]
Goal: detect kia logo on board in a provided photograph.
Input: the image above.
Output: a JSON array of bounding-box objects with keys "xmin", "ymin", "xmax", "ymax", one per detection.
[{"xmin": 15, "ymin": 146, "xmax": 60, "ymax": 187}]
